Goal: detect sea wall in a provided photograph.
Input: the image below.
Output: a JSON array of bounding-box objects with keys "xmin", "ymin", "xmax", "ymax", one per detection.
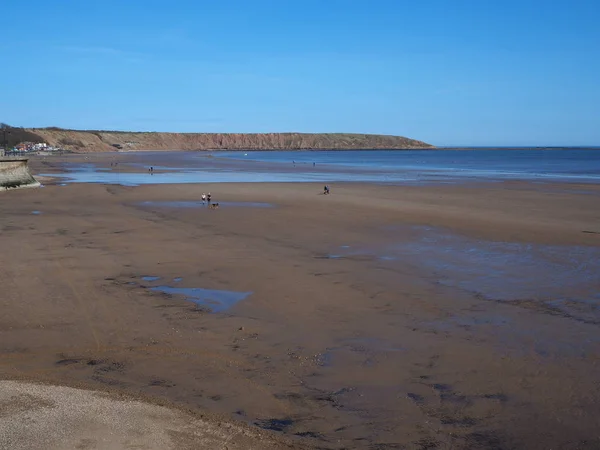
[{"xmin": 0, "ymin": 159, "xmax": 40, "ymax": 191}]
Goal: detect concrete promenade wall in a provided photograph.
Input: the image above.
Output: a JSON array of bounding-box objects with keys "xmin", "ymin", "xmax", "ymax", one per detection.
[{"xmin": 0, "ymin": 159, "xmax": 40, "ymax": 191}]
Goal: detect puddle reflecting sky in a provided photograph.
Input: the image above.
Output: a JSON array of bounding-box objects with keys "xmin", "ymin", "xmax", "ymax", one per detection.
[
  {"xmin": 150, "ymin": 285, "xmax": 252, "ymax": 313},
  {"xmin": 327, "ymin": 227, "xmax": 600, "ymax": 319},
  {"xmin": 325, "ymin": 230, "xmax": 600, "ymax": 358},
  {"xmin": 42, "ymin": 165, "xmax": 370, "ymax": 185},
  {"xmin": 319, "ymin": 337, "xmax": 404, "ymax": 368},
  {"xmin": 399, "ymin": 227, "xmax": 600, "ymax": 302},
  {"xmin": 134, "ymin": 276, "xmax": 252, "ymax": 312},
  {"xmin": 141, "ymin": 276, "xmax": 161, "ymax": 282},
  {"xmin": 139, "ymin": 201, "xmax": 273, "ymax": 208}
]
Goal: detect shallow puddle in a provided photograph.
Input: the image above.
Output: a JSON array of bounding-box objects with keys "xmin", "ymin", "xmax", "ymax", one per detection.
[
  {"xmin": 322, "ymin": 246, "xmax": 395, "ymax": 262},
  {"xmin": 397, "ymin": 227, "xmax": 600, "ymax": 305},
  {"xmin": 31, "ymin": 211, "xmax": 42, "ymax": 215},
  {"xmin": 318, "ymin": 337, "xmax": 403, "ymax": 368},
  {"xmin": 324, "ymin": 227, "xmax": 600, "ymax": 322},
  {"xmin": 150, "ymin": 285, "xmax": 252, "ymax": 313},
  {"xmin": 40, "ymin": 164, "xmax": 331, "ymax": 186},
  {"xmin": 141, "ymin": 276, "xmax": 161, "ymax": 282},
  {"xmin": 139, "ymin": 201, "xmax": 274, "ymax": 208}
]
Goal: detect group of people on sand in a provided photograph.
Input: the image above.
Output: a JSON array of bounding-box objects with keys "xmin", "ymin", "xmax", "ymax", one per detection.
[{"xmin": 201, "ymin": 192, "xmax": 212, "ymax": 204}]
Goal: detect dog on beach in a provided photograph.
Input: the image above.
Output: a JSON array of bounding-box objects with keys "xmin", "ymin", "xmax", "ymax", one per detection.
[{"xmin": 209, "ymin": 203, "xmax": 220, "ymax": 209}]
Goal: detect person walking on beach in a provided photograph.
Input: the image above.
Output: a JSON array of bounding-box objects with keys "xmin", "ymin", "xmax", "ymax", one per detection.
[
  {"xmin": 207, "ymin": 193, "xmax": 212, "ymax": 204},
  {"xmin": 324, "ymin": 185, "xmax": 330, "ymax": 195},
  {"xmin": 201, "ymin": 193, "xmax": 206, "ymax": 204}
]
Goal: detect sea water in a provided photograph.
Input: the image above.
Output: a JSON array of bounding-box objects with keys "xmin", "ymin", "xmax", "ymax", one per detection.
[
  {"xmin": 44, "ymin": 148, "xmax": 600, "ymax": 185},
  {"xmin": 218, "ymin": 148, "xmax": 600, "ymax": 183}
]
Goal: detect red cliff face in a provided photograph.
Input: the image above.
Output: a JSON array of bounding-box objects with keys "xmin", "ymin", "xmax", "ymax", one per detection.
[{"xmin": 27, "ymin": 129, "xmax": 434, "ymax": 153}]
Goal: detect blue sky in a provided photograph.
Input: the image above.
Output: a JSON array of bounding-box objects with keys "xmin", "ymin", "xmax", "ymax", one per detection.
[{"xmin": 3, "ymin": 0, "xmax": 599, "ymax": 146}]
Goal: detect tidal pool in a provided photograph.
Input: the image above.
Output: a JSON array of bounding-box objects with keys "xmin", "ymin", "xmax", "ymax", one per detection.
[{"xmin": 150, "ymin": 285, "xmax": 252, "ymax": 313}]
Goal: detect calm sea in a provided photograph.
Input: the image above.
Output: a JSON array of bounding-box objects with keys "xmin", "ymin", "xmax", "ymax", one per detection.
[
  {"xmin": 218, "ymin": 149, "xmax": 600, "ymax": 184},
  {"xmin": 46, "ymin": 148, "xmax": 600, "ymax": 185}
]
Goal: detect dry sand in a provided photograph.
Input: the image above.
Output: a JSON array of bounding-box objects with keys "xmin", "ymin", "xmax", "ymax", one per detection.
[
  {"xmin": 0, "ymin": 380, "xmax": 282, "ymax": 450},
  {"xmin": 1, "ymin": 155, "xmax": 599, "ymax": 449}
]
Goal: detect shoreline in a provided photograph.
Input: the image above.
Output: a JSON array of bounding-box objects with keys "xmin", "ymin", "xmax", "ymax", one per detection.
[
  {"xmin": 29, "ymin": 150, "xmax": 600, "ymax": 185},
  {"xmin": 29, "ymin": 155, "xmax": 600, "ymax": 246}
]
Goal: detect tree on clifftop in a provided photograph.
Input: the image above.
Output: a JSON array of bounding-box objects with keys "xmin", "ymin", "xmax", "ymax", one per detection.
[{"xmin": 0, "ymin": 124, "xmax": 47, "ymax": 147}]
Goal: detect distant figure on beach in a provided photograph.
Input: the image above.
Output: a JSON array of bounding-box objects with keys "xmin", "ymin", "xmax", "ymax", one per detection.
[
  {"xmin": 313, "ymin": 162, "xmax": 315, "ymax": 167},
  {"xmin": 201, "ymin": 193, "xmax": 206, "ymax": 204},
  {"xmin": 149, "ymin": 166, "xmax": 153, "ymax": 173},
  {"xmin": 207, "ymin": 193, "xmax": 212, "ymax": 204},
  {"xmin": 293, "ymin": 160, "xmax": 296, "ymax": 166},
  {"xmin": 324, "ymin": 185, "xmax": 330, "ymax": 195}
]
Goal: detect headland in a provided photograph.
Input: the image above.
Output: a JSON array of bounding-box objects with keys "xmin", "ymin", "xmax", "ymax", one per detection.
[{"xmin": 20, "ymin": 127, "xmax": 434, "ymax": 153}]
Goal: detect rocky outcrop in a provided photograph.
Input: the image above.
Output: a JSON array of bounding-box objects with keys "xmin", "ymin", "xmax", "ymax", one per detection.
[
  {"xmin": 0, "ymin": 159, "xmax": 40, "ymax": 191},
  {"xmin": 26, "ymin": 128, "xmax": 433, "ymax": 153}
]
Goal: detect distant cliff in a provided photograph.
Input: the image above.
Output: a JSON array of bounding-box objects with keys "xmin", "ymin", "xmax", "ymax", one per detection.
[{"xmin": 23, "ymin": 128, "xmax": 434, "ymax": 152}]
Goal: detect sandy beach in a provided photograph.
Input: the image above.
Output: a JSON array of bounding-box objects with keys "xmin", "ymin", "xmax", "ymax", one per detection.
[{"xmin": 1, "ymin": 154, "xmax": 599, "ymax": 449}]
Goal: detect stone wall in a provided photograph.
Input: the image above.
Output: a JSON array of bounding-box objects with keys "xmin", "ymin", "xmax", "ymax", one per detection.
[{"xmin": 0, "ymin": 159, "xmax": 40, "ymax": 191}]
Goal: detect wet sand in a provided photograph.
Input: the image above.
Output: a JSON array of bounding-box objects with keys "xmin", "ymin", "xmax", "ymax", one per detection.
[{"xmin": 1, "ymin": 155, "xmax": 600, "ymax": 449}]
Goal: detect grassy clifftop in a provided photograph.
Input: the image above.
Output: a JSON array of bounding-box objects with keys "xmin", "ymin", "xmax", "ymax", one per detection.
[
  {"xmin": 0, "ymin": 124, "xmax": 49, "ymax": 148},
  {"xmin": 24, "ymin": 128, "xmax": 434, "ymax": 152}
]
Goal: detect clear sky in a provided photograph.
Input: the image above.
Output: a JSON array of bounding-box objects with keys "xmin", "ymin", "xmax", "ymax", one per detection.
[{"xmin": 2, "ymin": 0, "xmax": 599, "ymax": 146}]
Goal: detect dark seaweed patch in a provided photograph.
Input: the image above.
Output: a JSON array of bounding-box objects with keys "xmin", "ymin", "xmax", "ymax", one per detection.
[
  {"xmin": 255, "ymin": 418, "xmax": 294, "ymax": 432},
  {"xmin": 413, "ymin": 438, "xmax": 440, "ymax": 450},
  {"xmin": 439, "ymin": 416, "xmax": 478, "ymax": 426},
  {"xmin": 55, "ymin": 358, "xmax": 82, "ymax": 366},
  {"xmin": 431, "ymin": 383, "xmax": 452, "ymax": 392},
  {"xmin": 295, "ymin": 431, "xmax": 323, "ymax": 439},
  {"xmin": 407, "ymin": 392, "xmax": 425, "ymax": 406},
  {"xmin": 483, "ymin": 393, "xmax": 509, "ymax": 402},
  {"xmin": 465, "ymin": 432, "xmax": 506, "ymax": 450}
]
